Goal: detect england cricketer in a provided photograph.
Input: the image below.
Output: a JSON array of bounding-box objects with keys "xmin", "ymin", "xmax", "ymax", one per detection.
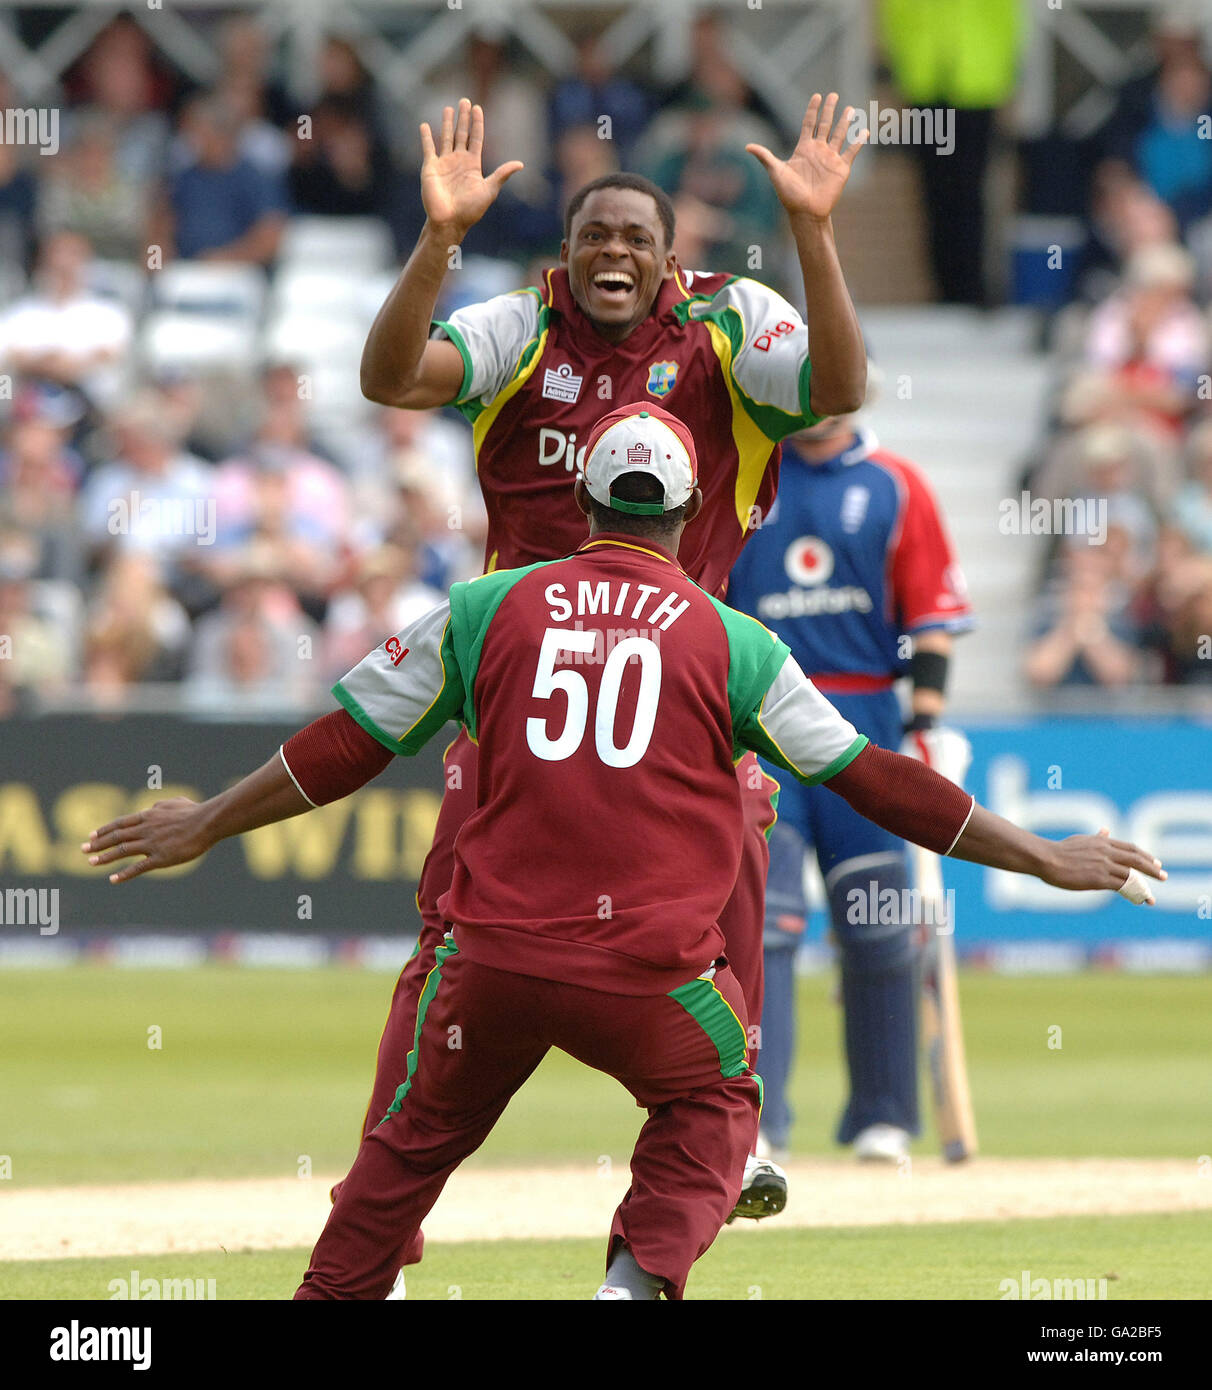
[{"xmin": 728, "ymin": 404, "xmax": 973, "ymax": 1162}]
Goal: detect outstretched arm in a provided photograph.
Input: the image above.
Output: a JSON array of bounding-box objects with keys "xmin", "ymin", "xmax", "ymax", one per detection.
[
  {"xmin": 82, "ymin": 711, "xmax": 393, "ymax": 884},
  {"xmin": 828, "ymin": 743, "xmax": 1164, "ymax": 901},
  {"xmin": 361, "ymin": 98, "xmax": 523, "ymax": 407},
  {"xmin": 740, "ymin": 652, "xmax": 1165, "ymax": 901},
  {"xmin": 747, "ymin": 93, "xmax": 868, "ymax": 417}
]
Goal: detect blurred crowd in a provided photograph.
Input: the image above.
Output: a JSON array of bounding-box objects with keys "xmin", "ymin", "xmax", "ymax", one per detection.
[
  {"xmin": 1024, "ymin": 11, "xmax": 1212, "ymax": 690},
  {"xmin": 0, "ymin": 10, "xmax": 804, "ymax": 717},
  {"xmin": 6, "ymin": 4, "xmax": 1212, "ymax": 711}
]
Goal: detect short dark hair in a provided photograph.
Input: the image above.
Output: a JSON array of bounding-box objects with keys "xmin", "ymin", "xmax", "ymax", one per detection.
[
  {"xmin": 564, "ymin": 173, "xmax": 676, "ymax": 248},
  {"xmin": 586, "ymin": 469, "xmax": 688, "ymax": 539}
]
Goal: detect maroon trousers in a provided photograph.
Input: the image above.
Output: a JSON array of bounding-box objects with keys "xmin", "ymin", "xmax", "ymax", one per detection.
[
  {"xmin": 334, "ymin": 731, "xmax": 774, "ymax": 1270},
  {"xmin": 298, "ymin": 941, "xmax": 760, "ymax": 1300}
]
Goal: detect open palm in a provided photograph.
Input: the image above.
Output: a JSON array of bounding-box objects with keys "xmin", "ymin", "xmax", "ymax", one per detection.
[
  {"xmin": 747, "ymin": 92, "xmax": 866, "ymax": 222},
  {"xmin": 420, "ymin": 98, "xmax": 523, "ymax": 235}
]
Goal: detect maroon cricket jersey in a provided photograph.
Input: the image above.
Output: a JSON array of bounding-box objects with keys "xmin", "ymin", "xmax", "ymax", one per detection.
[
  {"xmin": 434, "ymin": 267, "xmax": 822, "ymax": 597},
  {"xmin": 333, "ymin": 534, "xmax": 866, "ymax": 994}
]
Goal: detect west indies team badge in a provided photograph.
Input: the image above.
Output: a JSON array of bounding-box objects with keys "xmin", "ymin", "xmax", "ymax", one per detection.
[{"xmin": 645, "ymin": 360, "xmax": 679, "ymax": 398}]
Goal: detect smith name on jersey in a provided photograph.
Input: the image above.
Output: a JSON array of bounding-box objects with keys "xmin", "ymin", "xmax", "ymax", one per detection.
[
  {"xmin": 331, "ymin": 533, "xmax": 867, "ymax": 994},
  {"xmin": 728, "ymin": 428, "xmax": 974, "ymax": 681},
  {"xmin": 432, "ymin": 266, "xmax": 822, "ymax": 596}
]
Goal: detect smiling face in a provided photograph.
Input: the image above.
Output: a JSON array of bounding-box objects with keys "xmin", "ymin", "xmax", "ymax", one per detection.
[{"xmin": 562, "ymin": 188, "xmax": 677, "ymax": 342}]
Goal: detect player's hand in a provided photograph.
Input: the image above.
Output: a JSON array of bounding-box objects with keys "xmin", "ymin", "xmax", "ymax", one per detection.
[
  {"xmin": 82, "ymin": 798, "xmax": 214, "ymax": 884},
  {"xmin": 746, "ymin": 92, "xmax": 867, "ymax": 223},
  {"xmin": 1038, "ymin": 827, "xmax": 1165, "ymax": 904},
  {"xmin": 419, "ymin": 98, "xmax": 524, "ymax": 238}
]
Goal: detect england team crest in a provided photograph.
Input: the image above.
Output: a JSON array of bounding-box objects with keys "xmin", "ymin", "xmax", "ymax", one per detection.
[{"xmin": 646, "ymin": 360, "xmax": 679, "ymax": 398}]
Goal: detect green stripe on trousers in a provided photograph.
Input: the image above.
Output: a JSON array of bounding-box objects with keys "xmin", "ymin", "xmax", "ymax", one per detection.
[{"xmin": 379, "ymin": 934, "xmax": 459, "ymax": 1124}]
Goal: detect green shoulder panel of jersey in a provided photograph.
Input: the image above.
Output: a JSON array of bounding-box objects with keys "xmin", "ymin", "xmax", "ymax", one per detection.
[
  {"xmin": 435, "ymin": 287, "xmax": 547, "ymax": 427},
  {"xmin": 676, "ymin": 277, "xmax": 821, "ymax": 440},
  {"xmin": 702, "ymin": 594, "xmax": 792, "ymax": 760},
  {"xmin": 449, "ymin": 559, "xmax": 560, "ymax": 738}
]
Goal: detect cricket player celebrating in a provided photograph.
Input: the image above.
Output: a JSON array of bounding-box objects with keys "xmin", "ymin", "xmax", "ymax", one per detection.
[
  {"xmin": 81, "ymin": 402, "xmax": 1165, "ymax": 1300},
  {"xmin": 352, "ymin": 92, "xmax": 868, "ymax": 1249},
  {"xmin": 728, "ymin": 407, "xmax": 974, "ymax": 1162}
]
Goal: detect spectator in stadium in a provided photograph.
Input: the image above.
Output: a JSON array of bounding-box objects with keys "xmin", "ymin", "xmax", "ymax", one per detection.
[
  {"xmin": 217, "ymin": 13, "xmax": 295, "ymax": 135},
  {"xmin": 0, "ymin": 76, "xmax": 36, "ymax": 277},
  {"xmin": 879, "ymin": 0, "xmax": 1021, "ymax": 306},
  {"xmin": 1136, "ymin": 523, "xmax": 1212, "ymax": 684},
  {"xmin": 153, "ymin": 94, "xmax": 289, "ymax": 264},
  {"xmin": 64, "ymin": 16, "xmax": 173, "ymax": 185},
  {"xmin": 549, "ymin": 34, "xmax": 652, "ymax": 163},
  {"xmin": 667, "ymin": 192, "xmax": 734, "ymax": 274},
  {"xmin": 0, "ymin": 230, "xmax": 133, "ymax": 409},
  {"xmin": 206, "ymin": 413, "xmax": 353, "ymax": 622},
  {"xmin": 499, "ymin": 123, "xmax": 622, "ymax": 258},
  {"xmin": 640, "ymin": 95, "xmax": 782, "ymax": 275},
  {"xmin": 314, "ymin": 33, "xmax": 392, "ymax": 153},
  {"xmin": 287, "ymin": 95, "xmax": 398, "ymax": 220},
  {"xmin": 1080, "ymin": 169, "xmax": 1180, "ymax": 301},
  {"xmin": 1023, "ymin": 542, "xmax": 1144, "ymax": 688},
  {"xmin": 36, "ymin": 112, "xmax": 149, "ymax": 262},
  {"xmin": 344, "ymin": 405, "xmax": 483, "ymax": 584},
  {"xmin": 659, "ymin": 12, "xmax": 787, "ymax": 142},
  {"xmin": 1172, "ymin": 418, "xmax": 1212, "ymax": 554},
  {"xmin": 1130, "ymin": 49, "xmax": 1212, "ymax": 230},
  {"xmin": 0, "ymin": 538, "xmax": 71, "ymax": 716},
  {"xmin": 78, "ymin": 391, "xmax": 214, "ymax": 575},
  {"xmin": 215, "ymin": 73, "xmax": 292, "ymax": 179},
  {"xmin": 82, "ymin": 551, "xmax": 191, "ymax": 697},
  {"xmin": 386, "ymin": 450, "xmax": 482, "ymax": 594},
  {"xmin": 184, "ymin": 541, "xmax": 321, "ymax": 713},
  {"xmin": 1100, "ymin": 9, "xmax": 1212, "ymax": 232},
  {"xmin": 1083, "ymin": 243, "xmax": 1208, "ymax": 434},
  {"xmin": 0, "ymin": 388, "xmax": 83, "ymax": 585},
  {"xmin": 322, "ymin": 542, "xmax": 442, "ymax": 682},
  {"xmin": 427, "ymin": 28, "xmax": 552, "ymax": 229}
]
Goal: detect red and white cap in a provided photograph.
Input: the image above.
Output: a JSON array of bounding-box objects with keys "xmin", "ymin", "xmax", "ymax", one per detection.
[{"xmin": 580, "ymin": 401, "xmax": 699, "ymax": 516}]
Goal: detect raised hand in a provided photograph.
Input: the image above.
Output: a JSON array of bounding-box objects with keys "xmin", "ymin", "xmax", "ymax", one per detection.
[
  {"xmin": 747, "ymin": 92, "xmax": 867, "ymax": 223},
  {"xmin": 420, "ymin": 97, "xmax": 524, "ymax": 238}
]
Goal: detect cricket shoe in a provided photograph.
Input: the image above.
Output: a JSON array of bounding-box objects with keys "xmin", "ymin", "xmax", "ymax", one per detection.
[
  {"xmin": 853, "ymin": 1124, "xmax": 910, "ymax": 1163},
  {"xmin": 593, "ymin": 1284, "xmax": 633, "ymax": 1300},
  {"xmin": 385, "ymin": 1270, "xmax": 406, "ymax": 1301},
  {"xmin": 726, "ymin": 1153, "xmax": 788, "ymax": 1223}
]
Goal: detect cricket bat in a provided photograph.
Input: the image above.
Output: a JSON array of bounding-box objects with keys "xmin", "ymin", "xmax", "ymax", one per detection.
[{"xmin": 915, "ymin": 841, "xmax": 978, "ymax": 1163}]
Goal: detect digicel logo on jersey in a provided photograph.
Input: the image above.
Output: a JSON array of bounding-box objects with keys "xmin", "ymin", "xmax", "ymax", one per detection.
[{"xmin": 538, "ymin": 427, "xmax": 586, "ymax": 473}]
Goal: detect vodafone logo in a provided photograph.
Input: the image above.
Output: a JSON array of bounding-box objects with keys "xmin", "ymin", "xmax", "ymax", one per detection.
[{"xmin": 784, "ymin": 536, "xmax": 834, "ymax": 587}]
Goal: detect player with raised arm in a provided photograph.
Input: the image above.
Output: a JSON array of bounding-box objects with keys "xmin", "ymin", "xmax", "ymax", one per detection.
[
  {"xmin": 351, "ymin": 92, "xmax": 867, "ymax": 1262},
  {"xmin": 81, "ymin": 403, "xmax": 1165, "ymax": 1301}
]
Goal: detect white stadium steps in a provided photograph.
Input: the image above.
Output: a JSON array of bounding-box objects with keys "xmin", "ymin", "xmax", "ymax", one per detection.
[{"xmin": 858, "ymin": 307, "xmax": 1052, "ymax": 715}]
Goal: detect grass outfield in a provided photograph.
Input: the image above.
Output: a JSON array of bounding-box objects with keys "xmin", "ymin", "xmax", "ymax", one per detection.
[
  {"xmin": 2, "ymin": 1212, "xmax": 1209, "ymax": 1300},
  {"xmin": 1, "ymin": 966, "xmax": 1208, "ymax": 1188}
]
